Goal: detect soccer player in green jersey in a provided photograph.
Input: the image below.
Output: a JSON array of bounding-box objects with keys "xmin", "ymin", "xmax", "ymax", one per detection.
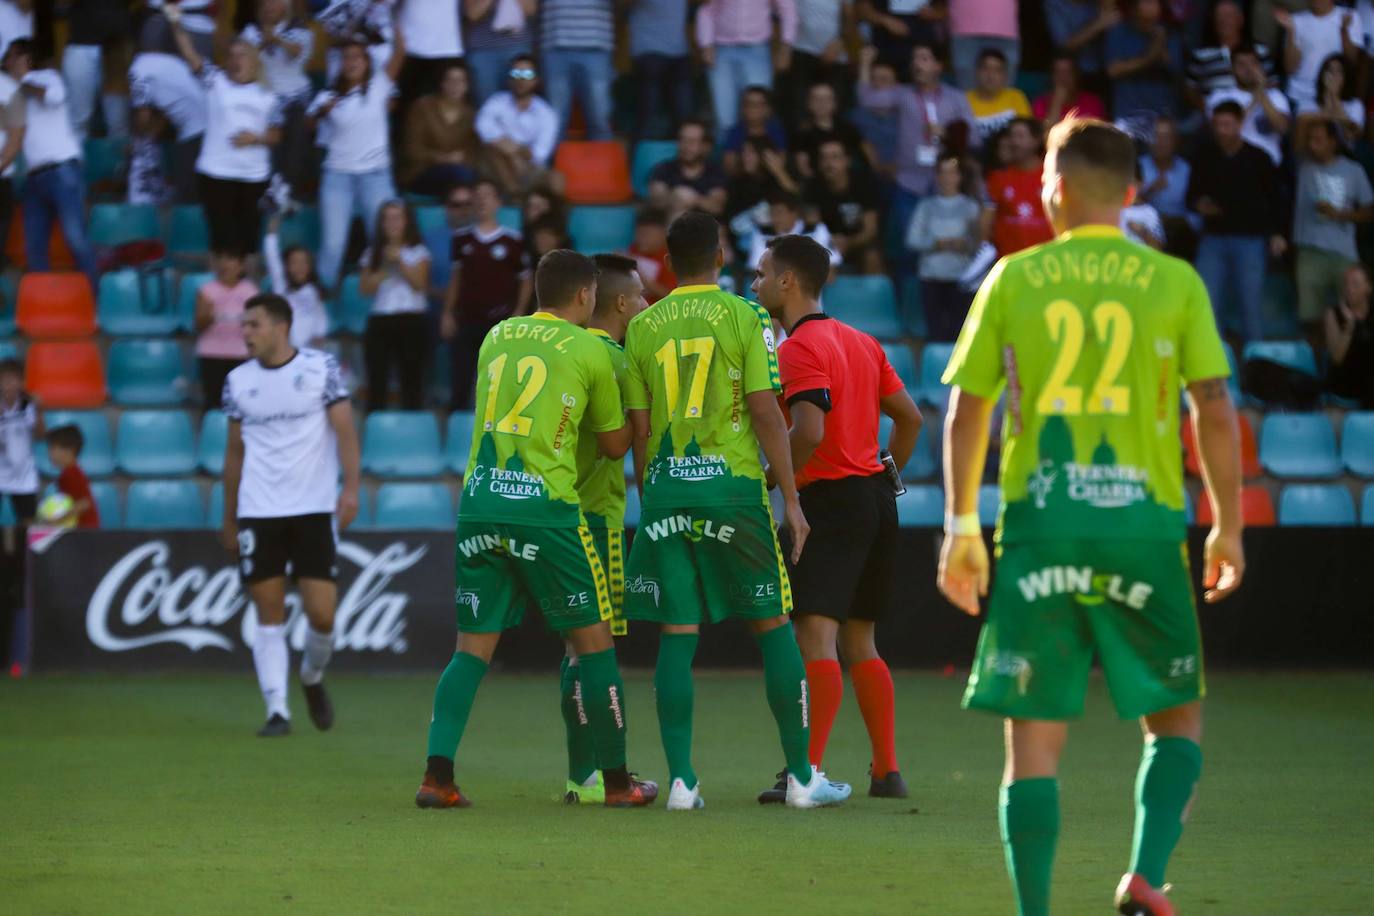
[
  {"xmin": 622, "ymin": 210, "xmax": 852, "ymax": 810},
  {"xmin": 559, "ymin": 254, "xmax": 648, "ymax": 806},
  {"xmin": 416, "ymin": 250, "xmax": 657, "ymax": 809},
  {"xmin": 938, "ymin": 119, "xmax": 1246, "ymax": 916}
]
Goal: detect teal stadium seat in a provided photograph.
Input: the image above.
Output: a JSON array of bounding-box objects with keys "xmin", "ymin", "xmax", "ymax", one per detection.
[
  {"xmin": 878, "ymin": 412, "xmax": 938, "ymax": 480},
  {"xmin": 362, "ymin": 411, "xmax": 444, "ymax": 477},
  {"xmin": 98, "ymin": 269, "xmax": 178, "ymax": 336},
  {"xmin": 207, "ymin": 482, "xmax": 224, "ymax": 529},
  {"xmin": 1220, "ymin": 340, "xmax": 1242, "ymax": 402},
  {"xmin": 90, "ymin": 481, "xmax": 121, "ymax": 528},
  {"xmin": 446, "ymin": 411, "xmax": 477, "ymax": 473},
  {"xmin": 334, "ymin": 274, "xmax": 373, "ymax": 335},
  {"xmin": 1363, "ymin": 486, "xmax": 1374, "ymax": 526},
  {"xmin": 1259, "ymin": 413, "xmax": 1341, "ymax": 479},
  {"xmin": 176, "ymin": 271, "xmax": 213, "ymax": 331},
  {"xmin": 824, "ymin": 275, "xmax": 902, "ymax": 339},
  {"xmin": 374, "ymin": 482, "xmax": 455, "ymax": 530},
  {"xmin": 107, "ymin": 339, "xmax": 189, "ymax": 406},
  {"xmin": 1242, "ymin": 340, "xmax": 1317, "ymax": 406},
  {"xmin": 915, "ymin": 342, "xmax": 955, "ymax": 408},
  {"xmin": 125, "ymin": 480, "xmax": 205, "ymax": 530},
  {"xmin": 0, "ymin": 495, "xmax": 12, "ymax": 525},
  {"xmin": 116, "ymin": 410, "xmax": 197, "ymax": 477},
  {"xmin": 198, "ymin": 409, "xmax": 228, "ymax": 474},
  {"xmin": 882, "ymin": 343, "xmax": 918, "ymax": 389},
  {"xmin": 0, "ymin": 273, "xmax": 16, "ymax": 336},
  {"xmin": 278, "ymin": 207, "xmax": 322, "ymax": 251},
  {"xmin": 1278, "ymin": 484, "xmax": 1356, "ymax": 526},
  {"xmin": 83, "ymin": 137, "xmax": 129, "ymax": 188},
  {"xmin": 895, "ymin": 485, "xmax": 943, "ymax": 527},
  {"xmin": 166, "ymin": 205, "xmax": 210, "ymax": 259},
  {"xmin": 631, "ymin": 140, "xmax": 678, "ymax": 197},
  {"xmin": 415, "ymin": 205, "xmax": 446, "ymax": 238},
  {"xmin": 89, "ymin": 203, "xmax": 161, "ymax": 247},
  {"xmin": 37, "ymin": 410, "xmax": 115, "ymax": 478},
  {"xmin": 1341, "ymin": 413, "xmax": 1374, "ymax": 477},
  {"xmin": 497, "ymin": 206, "xmax": 523, "ymax": 232},
  {"xmin": 568, "ymin": 206, "xmax": 637, "ymax": 253},
  {"xmin": 978, "ymin": 484, "xmax": 1000, "ymax": 527}
]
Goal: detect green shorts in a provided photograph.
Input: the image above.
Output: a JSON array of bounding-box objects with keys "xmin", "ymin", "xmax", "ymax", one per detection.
[
  {"xmin": 454, "ymin": 520, "xmax": 613, "ymax": 633},
  {"xmin": 963, "ymin": 539, "xmax": 1204, "ymax": 721},
  {"xmin": 587, "ymin": 525, "xmax": 627, "ymax": 636},
  {"xmin": 624, "ymin": 502, "xmax": 792, "ymax": 625}
]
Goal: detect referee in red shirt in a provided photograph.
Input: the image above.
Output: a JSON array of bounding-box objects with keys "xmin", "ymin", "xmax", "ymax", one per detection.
[{"xmin": 752, "ymin": 235, "xmax": 924, "ymax": 801}]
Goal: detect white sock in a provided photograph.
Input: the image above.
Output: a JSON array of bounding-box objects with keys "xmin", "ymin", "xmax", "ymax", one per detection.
[
  {"xmin": 299, "ymin": 626, "xmax": 334, "ymax": 687},
  {"xmin": 252, "ymin": 623, "xmax": 290, "ymax": 720}
]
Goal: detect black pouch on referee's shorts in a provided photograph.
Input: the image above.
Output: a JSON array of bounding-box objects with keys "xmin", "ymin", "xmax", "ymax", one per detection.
[{"xmin": 879, "ymin": 450, "xmax": 907, "ymax": 496}]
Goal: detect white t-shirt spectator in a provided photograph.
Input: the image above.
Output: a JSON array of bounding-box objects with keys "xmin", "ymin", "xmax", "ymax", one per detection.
[
  {"xmin": 475, "ymin": 92, "xmax": 559, "ymax": 167},
  {"xmin": 309, "ymin": 71, "xmax": 394, "ymax": 173},
  {"xmin": 130, "ymin": 53, "xmax": 207, "ymax": 143},
  {"xmin": 264, "ymin": 231, "xmax": 330, "ymax": 348},
  {"xmin": 147, "ymin": 0, "xmax": 216, "ymax": 33},
  {"xmin": 196, "ymin": 66, "xmax": 281, "ymax": 182},
  {"xmin": 0, "ymin": 0, "xmax": 32, "ymax": 60},
  {"xmin": 361, "ymin": 244, "xmax": 432, "ymax": 315},
  {"xmin": 241, "ymin": 22, "xmax": 316, "ymax": 103},
  {"xmin": 747, "ymin": 219, "xmax": 840, "ymax": 269},
  {"xmin": 1296, "ymin": 95, "xmax": 1366, "ymax": 130},
  {"xmin": 1288, "ymin": 8, "xmax": 1364, "ymax": 109},
  {"xmin": 398, "ymin": 0, "xmax": 463, "ymax": 58},
  {"xmin": 19, "ymin": 70, "xmax": 81, "ymax": 169},
  {"xmin": 0, "ymin": 395, "xmax": 38, "ymax": 496},
  {"xmin": 1120, "ymin": 203, "xmax": 1164, "ymax": 247},
  {"xmin": 1206, "ymin": 87, "xmax": 1291, "ymax": 167},
  {"xmin": 0, "ymin": 72, "xmax": 23, "ymax": 179}
]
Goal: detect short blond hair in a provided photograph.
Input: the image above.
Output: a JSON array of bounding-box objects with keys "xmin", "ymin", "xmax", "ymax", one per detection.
[{"xmin": 1046, "ymin": 117, "xmax": 1137, "ymax": 204}]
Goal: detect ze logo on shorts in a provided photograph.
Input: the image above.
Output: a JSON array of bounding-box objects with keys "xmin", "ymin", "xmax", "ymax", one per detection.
[
  {"xmin": 540, "ymin": 592, "xmax": 590, "ymax": 611},
  {"xmin": 1168, "ymin": 655, "xmax": 1198, "ymax": 678},
  {"xmin": 729, "ymin": 582, "xmax": 776, "ymax": 604},
  {"xmin": 455, "ymin": 586, "xmax": 481, "ymax": 617},
  {"xmin": 626, "ymin": 575, "xmax": 661, "ymax": 606},
  {"xmin": 1017, "ymin": 565, "xmax": 1154, "ymax": 610},
  {"xmin": 641, "ymin": 514, "xmax": 736, "ymax": 544}
]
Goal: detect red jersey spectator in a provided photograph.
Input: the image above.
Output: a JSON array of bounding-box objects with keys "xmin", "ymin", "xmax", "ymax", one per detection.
[
  {"xmin": 627, "ymin": 207, "xmax": 676, "ymax": 303},
  {"xmin": 1032, "ymin": 51, "xmax": 1106, "ymax": 126},
  {"xmin": 983, "ymin": 118, "xmax": 1053, "ymax": 256},
  {"xmin": 45, "ymin": 424, "xmax": 99, "ymax": 529}
]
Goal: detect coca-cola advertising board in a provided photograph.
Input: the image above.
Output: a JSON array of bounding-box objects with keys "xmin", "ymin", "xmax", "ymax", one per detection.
[{"xmin": 28, "ymin": 531, "xmax": 456, "ymax": 671}]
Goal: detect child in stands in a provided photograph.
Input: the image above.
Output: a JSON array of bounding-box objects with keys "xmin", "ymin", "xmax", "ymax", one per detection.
[
  {"xmin": 0, "ymin": 358, "xmax": 41, "ymax": 525},
  {"xmin": 195, "ymin": 251, "xmax": 258, "ymax": 411},
  {"xmin": 263, "ymin": 213, "xmax": 329, "ymax": 350},
  {"xmin": 45, "ymin": 425, "xmax": 99, "ymax": 529}
]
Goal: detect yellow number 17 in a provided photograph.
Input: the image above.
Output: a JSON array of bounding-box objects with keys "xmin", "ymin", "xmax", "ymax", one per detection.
[
  {"xmin": 654, "ymin": 337, "xmax": 716, "ymax": 420},
  {"xmin": 1037, "ymin": 299, "xmax": 1134, "ymax": 416}
]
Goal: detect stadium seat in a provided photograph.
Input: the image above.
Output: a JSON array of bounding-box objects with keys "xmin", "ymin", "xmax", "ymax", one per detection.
[
  {"xmin": 1242, "ymin": 340, "xmax": 1317, "ymax": 378},
  {"xmin": 625, "ymin": 486, "xmax": 642, "ymax": 529},
  {"xmin": 7, "ymin": 216, "xmax": 77, "ymax": 271},
  {"xmin": 1219, "ymin": 341, "xmax": 1242, "ymax": 403},
  {"xmin": 415, "ymin": 205, "xmax": 446, "ymax": 238},
  {"xmin": 25, "ymin": 341, "xmax": 107, "ymax": 408},
  {"xmin": 915, "ymin": 342, "xmax": 954, "ymax": 407},
  {"xmin": 362, "ymin": 411, "xmax": 444, "ymax": 477},
  {"xmin": 497, "ymin": 206, "xmax": 523, "ymax": 232},
  {"xmin": 446, "ymin": 411, "xmax": 477, "ymax": 473},
  {"xmin": 824, "ymin": 276, "xmax": 902, "ymax": 339},
  {"xmin": 882, "ymin": 343, "xmax": 918, "ymax": 389},
  {"xmin": 333, "ymin": 274, "xmax": 373, "ymax": 335},
  {"xmin": 1259, "ymin": 413, "xmax": 1341, "ymax": 479},
  {"xmin": 977, "ymin": 485, "xmax": 1000, "ymax": 527},
  {"xmin": 206, "ymin": 481, "xmax": 224, "ymax": 529},
  {"xmin": 895, "ymin": 485, "xmax": 943, "ymax": 527},
  {"xmin": 568, "ymin": 205, "xmax": 637, "ymax": 253},
  {"xmin": 166, "ymin": 205, "xmax": 210, "ymax": 259},
  {"xmin": 37, "ymin": 410, "xmax": 115, "ymax": 478},
  {"xmin": 374, "ymin": 482, "xmax": 455, "ymax": 530},
  {"xmin": 90, "ymin": 481, "xmax": 121, "ymax": 528},
  {"xmin": 1197, "ymin": 485, "xmax": 1276, "ymax": 527},
  {"xmin": 116, "ymin": 410, "xmax": 198, "ymax": 477},
  {"xmin": 107, "ymin": 339, "xmax": 189, "ymax": 406},
  {"xmin": 83, "ymin": 137, "xmax": 129, "ymax": 189},
  {"xmin": 1279, "ymin": 483, "xmax": 1357, "ymax": 526},
  {"xmin": 176, "ymin": 271, "xmax": 214, "ymax": 331},
  {"xmin": 1341, "ymin": 413, "xmax": 1374, "ymax": 477},
  {"xmin": 89, "ymin": 203, "xmax": 162, "ymax": 247},
  {"xmin": 278, "ymin": 207, "xmax": 322, "ymax": 251},
  {"xmin": 878, "ymin": 412, "xmax": 938, "ymax": 479},
  {"xmin": 1183, "ymin": 412, "xmax": 1260, "ymax": 478},
  {"xmin": 0, "ymin": 273, "xmax": 16, "ymax": 336},
  {"xmin": 198, "ymin": 410, "xmax": 228, "ymax": 474},
  {"xmin": 554, "ymin": 141, "xmax": 633, "ymax": 203},
  {"xmin": 98, "ymin": 269, "xmax": 178, "ymax": 336},
  {"xmin": 125, "ymin": 480, "xmax": 205, "ymax": 530},
  {"xmin": 0, "ymin": 494, "xmax": 12, "ymax": 525},
  {"xmin": 1363, "ymin": 485, "xmax": 1374, "ymax": 526},
  {"xmin": 631, "ymin": 140, "xmax": 678, "ymax": 197},
  {"xmin": 17, "ymin": 273, "xmax": 96, "ymax": 338}
]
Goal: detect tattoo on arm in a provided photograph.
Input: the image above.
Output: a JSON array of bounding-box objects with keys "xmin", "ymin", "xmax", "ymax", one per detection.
[{"xmin": 1193, "ymin": 377, "xmax": 1229, "ymax": 402}]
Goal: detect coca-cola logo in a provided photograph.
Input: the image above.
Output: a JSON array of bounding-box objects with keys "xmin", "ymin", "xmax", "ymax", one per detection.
[{"xmin": 86, "ymin": 540, "xmax": 428, "ymax": 654}]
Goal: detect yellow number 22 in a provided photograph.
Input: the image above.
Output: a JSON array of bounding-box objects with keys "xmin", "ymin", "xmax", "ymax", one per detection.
[{"xmin": 1036, "ymin": 299, "xmax": 1134, "ymax": 416}]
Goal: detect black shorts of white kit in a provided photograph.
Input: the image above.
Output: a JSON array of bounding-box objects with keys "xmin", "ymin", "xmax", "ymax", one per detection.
[
  {"xmin": 781, "ymin": 474, "xmax": 899, "ymax": 623},
  {"xmin": 236, "ymin": 514, "xmax": 339, "ymax": 584}
]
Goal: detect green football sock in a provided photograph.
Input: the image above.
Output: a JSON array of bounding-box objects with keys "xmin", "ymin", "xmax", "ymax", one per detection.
[
  {"xmin": 560, "ymin": 657, "xmax": 598, "ymax": 785},
  {"xmin": 425, "ymin": 651, "xmax": 489, "ymax": 761},
  {"xmin": 654, "ymin": 633, "xmax": 698, "ymax": 789},
  {"xmin": 754, "ymin": 624, "xmax": 811, "ymax": 782},
  {"xmin": 1000, "ymin": 778, "xmax": 1060, "ymax": 916},
  {"xmin": 1130, "ymin": 736, "xmax": 1203, "ymax": 887},
  {"xmin": 574, "ymin": 647, "xmax": 628, "ymax": 774}
]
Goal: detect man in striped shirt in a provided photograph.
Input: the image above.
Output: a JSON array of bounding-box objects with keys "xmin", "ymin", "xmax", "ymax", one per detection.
[{"xmin": 541, "ymin": 0, "xmax": 615, "ymax": 141}]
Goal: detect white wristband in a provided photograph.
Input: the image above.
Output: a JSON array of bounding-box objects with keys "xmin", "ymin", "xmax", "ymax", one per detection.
[{"xmin": 944, "ymin": 512, "xmax": 981, "ymax": 537}]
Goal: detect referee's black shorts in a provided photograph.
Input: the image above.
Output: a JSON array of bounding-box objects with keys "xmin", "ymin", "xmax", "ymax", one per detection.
[{"xmin": 780, "ymin": 473, "xmax": 898, "ymax": 623}]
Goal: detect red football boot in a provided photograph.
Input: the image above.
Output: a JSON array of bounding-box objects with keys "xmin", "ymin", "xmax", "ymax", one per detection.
[
  {"xmin": 604, "ymin": 775, "xmax": 659, "ymax": 808},
  {"xmin": 1115, "ymin": 873, "xmax": 1175, "ymax": 916},
  {"xmin": 415, "ymin": 775, "xmax": 472, "ymax": 809}
]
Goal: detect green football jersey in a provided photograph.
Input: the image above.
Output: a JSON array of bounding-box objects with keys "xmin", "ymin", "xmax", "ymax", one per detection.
[
  {"xmin": 462, "ymin": 312, "xmax": 625, "ymax": 528},
  {"xmin": 575, "ymin": 328, "xmax": 631, "ymax": 529},
  {"xmin": 624, "ymin": 283, "xmax": 781, "ymax": 508},
  {"xmin": 942, "ymin": 226, "xmax": 1230, "ymax": 544}
]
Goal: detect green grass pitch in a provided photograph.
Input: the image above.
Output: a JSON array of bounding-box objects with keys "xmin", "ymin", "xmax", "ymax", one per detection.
[{"xmin": 3, "ymin": 671, "xmax": 1371, "ymax": 914}]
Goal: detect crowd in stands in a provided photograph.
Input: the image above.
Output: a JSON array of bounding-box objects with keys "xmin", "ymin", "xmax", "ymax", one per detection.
[{"xmin": 0, "ymin": 0, "xmax": 1371, "ymax": 531}]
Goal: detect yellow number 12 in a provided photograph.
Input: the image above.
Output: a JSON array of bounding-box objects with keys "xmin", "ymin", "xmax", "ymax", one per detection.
[
  {"xmin": 483, "ymin": 352, "xmax": 548, "ymax": 436},
  {"xmin": 1036, "ymin": 299, "xmax": 1134, "ymax": 416}
]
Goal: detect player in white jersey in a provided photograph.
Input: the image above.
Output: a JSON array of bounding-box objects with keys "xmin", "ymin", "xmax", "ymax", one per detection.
[{"xmin": 221, "ymin": 294, "xmax": 361, "ymax": 737}]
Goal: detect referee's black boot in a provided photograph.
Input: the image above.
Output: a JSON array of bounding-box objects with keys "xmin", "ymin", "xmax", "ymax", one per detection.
[
  {"xmin": 256, "ymin": 714, "xmax": 291, "ymax": 738},
  {"xmin": 303, "ymin": 681, "xmax": 334, "ymax": 731},
  {"xmin": 868, "ymin": 769, "xmax": 909, "ymax": 799},
  {"xmin": 757, "ymin": 769, "xmax": 788, "ymax": 805}
]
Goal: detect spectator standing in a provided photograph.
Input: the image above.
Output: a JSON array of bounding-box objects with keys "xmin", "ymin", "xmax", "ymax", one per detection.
[
  {"xmin": 58, "ymin": 0, "xmax": 129, "ymax": 141},
  {"xmin": 1105, "ymin": 0, "xmax": 1184, "ymax": 127},
  {"xmin": 1137, "ymin": 116, "xmax": 1198, "ymax": 256},
  {"xmin": 540, "ymin": 0, "xmax": 615, "ymax": 140},
  {"xmin": 196, "ymin": 252, "xmax": 258, "ymax": 411},
  {"xmin": 848, "ymin": 56, "xmax": 899, "ymax": 178},
  {"xmin": 522, "ymin": 182, "xmax": 567, "ymax": 233},
  {"xmin": 402, "ymin": 62, "xmax": 481, "ymax": 196},
  {"xmin": 746, "ymin": 193, "xmax": 841, "ymax": 269},
  {"xmin": 309, "ymin": 37, "xmax": 407, "ymax": 287},
  {"xmin": 474, "ymin": 54, "xmax": 559, "ymax": 195},
  {"xmin": 1326, "ymin": 263, "xmax": 1374, "ymax": 407},
  {"xmin": 726, "ymin": 138, "xmax": 797, "ymax": 241},
  {"xmin": 697, "ymin": 0, "xmax": 798, "ymax": 132},
  {"xmin": 1205, "ymin": 45, "xmax": 1290, "ymax": 167},
  {"xmin": 1187, "ymin": 0, "xmax": 1275, "ymax": 110},
  {"xmin": 1045, "ymin": 0, "xmax": 1119, "ymax": 79},
  {"xmin": 906, "ymin": 154, "xmax": 979, "ymax": 342},
  {"xmin": 1032, "ymin": 51, "xmax": 1105, "ymax": 127},
  {"xmin": 628, "ymin": 0, "xmax": 692, "ymax": 140},
  {"xmin": 783, "ymin": 0, "xmax": 854, "ymax": 125},
  {"xmin": 396, "ymin": 0, "xmax": 465, "ymax": 105},
  {"xmin": 966, "ymin": 48, "xmax": 1029, "ymax": 144},
  {"xmin": 264, "ymin": 214, "xmax": 330, "ymax": 350},
  {"xmin": 948, "ymin": 0, "xmax": 1019, "ymax": 89},
  {"xmin": 1294, "ymin": 54, "xmax": 1365, "ymax": 151},
  {"xmin": 856, "ymin": 0, "xmax": 946, "ymax": 76},
  {"xmin": 0, "ymin": 0, "xmax": 30, "ymax": 63},
  {"xmin": 143, "ymin": 0, "xmax": 215, "ymax": 59},
  {"xmin": 791, "ymin": 81, "xmax": 872, "ymax": 180},
  {"xmin": 722, "ymin": 87, "xmax": 789, "ymax": 176},
  {"xmin": 446, "ymin": 182, "xmax": 476, "ymax": 233},
  {"xmin": 1277, "ymin": 0, "xmax": 1362, "ymax": 112},
  {"xmin": 982, "ymin": 118, "xmax": 1052, "ymax": 257},
  {"xmin": 0, "ymin": 358, "xmax": 40, "ymax": 526},
  {"xmin": 241, "ymin": 0, "xmax": 315, "ymax": 194},
  {"xmin": 0, "ymin": 47, "xmax": 23, "ymax": 253},
  {"xmin": 441, "ymin": 179, "xmax": 532, "ymax": 409},
  {"xmin": 806, "ymin": 138, "xmax": 883, "ymax": 274},
  {"xmin": 45, "ymin": 425, "xmax": 99, "ymax": 529},
  {"xmin": 7, "ymin": 41, "xmax": 99, "ymax": 288},
  {"xmin": 129, "ymin": 52, "xmax": 206, "ymax": 204},
  {"xmin": 318, "ymin": 0, "xmax": 396, "ymax": 84},
  {"xmin": 646, "ymin": 119, "xmax": 729, "ymax": 218},
  {"xmin": 359, "ymin": 201, "xmax": 432, "ymax": 411},
  {"xmin": 1293, "ymin": 120, "xmax": 1374, "ymax": 337},
  {"xmin": 463, "ymin": 0, "xmax": 537, "ymax": 107},
  {"xmin": 1187, "ymin": 101, "xmax": 1287, "ymax": 342},
  {"xmin": 627, "ymin": 207, "xmax": 676, "ymax": 303}
]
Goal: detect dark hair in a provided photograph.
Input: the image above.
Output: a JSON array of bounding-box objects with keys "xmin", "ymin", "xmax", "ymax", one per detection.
[
  {"xmin": 1050, "ymin": 49, "xmax": 1079, "ymax": 68},
  {"xmin": 1310, "ymin": 118, "xmax": 1340, "ymax": 142},
  {"xmin": 368, "ymin": 200, "xmax": 422, "ymax": 269},
  {"xmin": 1230, "ymin": 43, "xmax": 1262, "ymax": 65},
  {"xmin": 331, "ymin": 39, "xmax": 373, "ymax": 94},
  {"xmin": 768, "ymin": 192, "xmax": 803, "ymax": 212},
  {"xmin": 45, "ymin": 424, "xmax": 84, "ymax": 454},
  {"xmin": 473, "ymin": 176, "xmax": 503, "ymax": 198},
  {"xmin": 281, "ymin": 244, "xmax": 323, "ymax": 295},
  {"xmin": 1317, "ymin": 52, "xmax": 1357, "ymax": 101},
  {"xmin": 245, "ymin": 292, "xmax": 295, "ymax": 326},
  {"xmin": 1046, "ymin": 117, "xmax": 1137, "ymax": 199},
  {"xmin": 1211, "ymin": 100, "xmax": 1244, "ymax": 120},
  {"xmin": 592, "ymin": 253, "xmax": 639, "ymax": 314},
  {"xmin": 535, "ymin": 249, "xmax": 598, "ymax": 310},
  {"xmin": 816, "ymin": 137, "xmax": 849, "ymax": 158},
  {"xmin": 635, "ymin": 206, "xmax": 668, "ymax": 228},
  {"xmin": 523, "ymin": 183, "xmax": 567, "ymax": 230},
  {"xmin": 911, "ymin": 41, "xmax": 947, "ymax": 67},
  {"xmin": 438, "ymin": 60, "xmax": 471, "ymax": 102},
  {"xmin": 741, "ymin": 85, "xmax": 772, "ymax": 105},
  {"xmin": 766, "ymin": 235, "xmax": 832, "ymax": 299},
  {"xmin": 510, "ymin": 52, "xmax": 537, "ymax": 70},
  {"xmin": 1009, "ymin": 116, "xmax": 1044, "ymax": 142},
  {"xmin": 0, "ymin": 357, "xmax": 20, "ymax": 378},
  {"xmin": 679, "ymin": 118, "xmax": 713, "ymax": 144},
  {"xmin": 666, "ymin": 210, "xmax": 722, "ymax": 278},
  {"xmin": 977, "ymin": 48, "xmax": 1009, "ymax": 67},
  {"xmin": 4, "ymin": 39, "xmax": 33, "ymax": 67}
]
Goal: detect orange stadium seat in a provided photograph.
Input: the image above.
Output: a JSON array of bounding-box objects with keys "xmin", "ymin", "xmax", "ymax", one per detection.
[
  {"xmin": 24, "ymin": 340, "xmax": 107, "ymax": 408},
  {"xmin": 554, "ymin": 141, "xmax": 633, "ymax": 204},
  {"xmin": 1183, "ymin": 413, "xmax": 1260, "ymax": 478},
  {"xmin": 6, "ymin": 217, "xmax": 76, "ymax": 271},
  {"xmin": 17, "ymin": 273, "xmax": 96, "ymax": 338},
  {"xmin": 1196, "ymin": 485, "xmax": 1276, "ymax": 527}
]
